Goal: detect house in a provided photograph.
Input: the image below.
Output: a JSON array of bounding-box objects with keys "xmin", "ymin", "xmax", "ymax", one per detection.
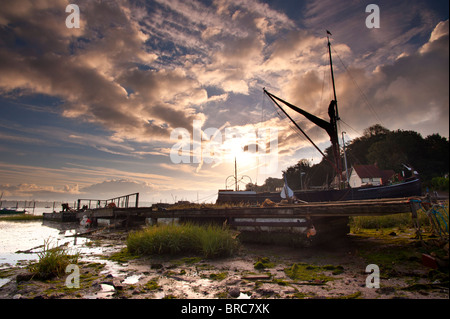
[{"xmin": 348, "ymin": 164, "xmax": 395, "ymax": 188}]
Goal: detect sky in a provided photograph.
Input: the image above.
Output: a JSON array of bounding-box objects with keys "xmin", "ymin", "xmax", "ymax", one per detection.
[{"xmin": 0, "ymin": 0, "xmax": 448, "ymax": 203}]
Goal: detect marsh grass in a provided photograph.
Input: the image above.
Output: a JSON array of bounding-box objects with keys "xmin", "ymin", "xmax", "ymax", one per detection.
[
  {"xmin": 350, "ymin": 211, "xmax": 431, "ymax": 232},
  {"xmin": 0, "ymin": 214, "xmax": 43, "ymax": 221},
  {"xmin": 127, "ymin": 223, "xmax": 239, "ymax": 259},
  {"xmin": 350, "ymin": 202, "xmax": 450, "ymax": 237},
  {"xmin": 28, "ymin": 239, "xmax": 79, "ymax": 280}
]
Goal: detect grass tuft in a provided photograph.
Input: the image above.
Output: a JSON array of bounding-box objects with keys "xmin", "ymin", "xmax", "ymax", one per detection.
[
  {"xmin": 126, "ymin": 223, "xmax": 239, "ymax": 259},
  {"xmin": 28, "ymin": 239, "xmax": 79, "ymax": 280}
]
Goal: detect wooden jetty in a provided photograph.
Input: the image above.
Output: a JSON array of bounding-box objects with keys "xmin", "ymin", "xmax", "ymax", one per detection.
[
  {"xmin": 72, "ymin": 196, "xmax": 424, "ymax": 244},
  {"xmin": 44, "ymin": 196, "xmax": 421, "ymax": 221},
  {"xmin": 149, "ymin": 197, "xmax": 417, "ymax": 219},
  {"xmin": 43, "ymin": 196, "xmax": 421, "ymax": 227},
  {"xmin": 42, "ymin": 211, "xmax": 78, "ymax": 222},
  {"xmin": 43, "ymin": 195, "xmax": 427, "ymax": 244}
]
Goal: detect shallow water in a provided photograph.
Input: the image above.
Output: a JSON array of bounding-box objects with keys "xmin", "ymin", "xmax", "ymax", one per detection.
[
  {"xmin": 0, "ymin": 217, "xmax": 130, "ymax": 298},
  {"xmin": 0, "ymin": 219, "xmax": 89, "ymax": 269},
  {"xmin": 122, "ymin": 274, "xmax": 142, "ymax": 285}
]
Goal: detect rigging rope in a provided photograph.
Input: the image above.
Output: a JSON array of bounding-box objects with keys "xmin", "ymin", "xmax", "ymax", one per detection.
[
  {"xmin": 332, "ymin": 46, "xmax": 385, "ymax": 126},
  {"xmin": 264, "ymin": 93, "xmax": 314, "ymax": 147}
]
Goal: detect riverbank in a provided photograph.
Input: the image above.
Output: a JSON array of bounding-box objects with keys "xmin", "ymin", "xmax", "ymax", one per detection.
[{"xmin": 0, "ymin": 224, "xmax": 448, "ymax": 299}]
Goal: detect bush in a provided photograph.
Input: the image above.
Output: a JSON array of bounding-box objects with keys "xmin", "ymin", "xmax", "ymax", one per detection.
[
  {"xmin": 127, "ymin": 223, "xmax": 239, "ymax": 258},
  {"xmin": 431, "ymin": 177, "xmax": 449, "ymax": 191}
]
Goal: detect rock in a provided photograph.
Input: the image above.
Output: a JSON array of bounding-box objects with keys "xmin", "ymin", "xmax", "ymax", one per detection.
[
  {"xmin": 388, "ymin": 232, "xmax": 397, "ymax": 236},
  {"xmin": 256, "ymin": 288, "xmax": 275, "ymax": 296},
  {"xmin": 435, "ymin": 257, "xmax": 449, "ymax": 269},
  {"xmin": 113, "ymin": 279, "xmax": 124, "ymax": 290},
  {"xmin": 282, "ymin": 287, "xmax": 296, "ymax": 294},
  {"xmin": 228, "ymin": 287, "xmax": 241, "ymax": 298},
  {"xmin": 16, "ymin": 271, "xmax": 34, "ymax": 282},
  {"xmin": 151, "ymin": 263, "xmax": 163, "ymax": 269},
  {"xmin": 225, "ymin": 277, "xmax": 241, "ymax": 285},
  {"xmin": 375, "ymin": 287, "xmax": 396, "ymax": 295},
  {"xmin": 242, "ymin": 274, "xmax": 271, "ymax": 280}
]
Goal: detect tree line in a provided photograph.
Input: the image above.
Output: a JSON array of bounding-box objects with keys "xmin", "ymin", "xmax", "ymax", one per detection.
[{"xmin": 247, "ymin": 124, "xmax": 449, "ymax": 192}]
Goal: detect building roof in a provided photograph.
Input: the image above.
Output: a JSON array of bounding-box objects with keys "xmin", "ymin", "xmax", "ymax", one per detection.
[{"xmin": 352, "ymin": 164, "xmax": 395, "ymax": 182}]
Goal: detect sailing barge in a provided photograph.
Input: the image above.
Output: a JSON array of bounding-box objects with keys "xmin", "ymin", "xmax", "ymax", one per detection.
[
  {"xmin": 217, "ymin": 177, "xmax": 421, "ymax": 204},
  {"xmin": 217, "ymin": 33, "xmax": 421, "ymax": 205},
  {"xmin": 214, "ymin": 33, "xmax": 422, "ymax": 244}
]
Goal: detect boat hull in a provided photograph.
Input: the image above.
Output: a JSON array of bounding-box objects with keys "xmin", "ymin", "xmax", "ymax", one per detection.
[
  {"xmin": 216, "ymin": 178, "xmax": 422, "ymax": 204},
  {"xmin": 0, "ymin": 209, "xmax": 26, "ymax": 215}
]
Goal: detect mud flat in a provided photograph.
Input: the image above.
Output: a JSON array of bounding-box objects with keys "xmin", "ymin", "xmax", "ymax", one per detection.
[{"xmin": 0, "ymin": 227, "xmax": 448, "ymax": 300}]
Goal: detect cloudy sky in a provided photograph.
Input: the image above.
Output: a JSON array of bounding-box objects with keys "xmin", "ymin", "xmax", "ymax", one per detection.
[{"xmin": 0, "ymin": 0, "xmax": 448, "ymax": 203}]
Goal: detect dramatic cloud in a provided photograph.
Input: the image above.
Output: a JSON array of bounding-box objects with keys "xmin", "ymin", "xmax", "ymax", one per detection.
[
  {"xmin": 335, "ymin": 19, "xmax": 449, "ymax": 137},
  {"xmin": 0, "ymin": 0, "xmax": 206, "ymax": 144},
  {"xmin": 0, "ymin": 0, "xmax": 447, "ymax": 202},
  {"xmin": 0, "ymin": 183, "xmax": 80, "ymax": 201},
  {"xmin": 79, "ymin": 179, "xmax": 155, "ymax": 198}
]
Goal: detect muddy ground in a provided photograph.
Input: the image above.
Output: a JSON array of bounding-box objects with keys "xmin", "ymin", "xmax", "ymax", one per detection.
[{"xmin": 0, "ymin": 227, "xmax": 448, "ymax": 300}]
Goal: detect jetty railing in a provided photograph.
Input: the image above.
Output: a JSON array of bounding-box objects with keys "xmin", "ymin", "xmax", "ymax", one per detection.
[{"xmin": 76, "ymin": 193, "xmax": 139, "ymax": 210}]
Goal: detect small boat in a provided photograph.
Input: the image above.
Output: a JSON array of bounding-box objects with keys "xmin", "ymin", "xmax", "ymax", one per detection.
[{"xmin": 0, "ymin": 208, "xmax": 27, "ymax": 215}]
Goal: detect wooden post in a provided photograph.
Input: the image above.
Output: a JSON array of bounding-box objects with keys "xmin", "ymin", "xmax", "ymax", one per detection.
[{"xmin": 409, "ymin": 200, "xmax": 422, "ymax": 240}]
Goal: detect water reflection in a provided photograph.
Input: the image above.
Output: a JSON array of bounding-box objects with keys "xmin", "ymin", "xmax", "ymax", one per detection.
[{"xmin": 0, "ymin": 220, "xmax": 89, "ymax": 268}]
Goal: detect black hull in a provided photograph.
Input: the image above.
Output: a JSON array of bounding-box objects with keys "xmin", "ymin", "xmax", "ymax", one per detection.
[
  {"xmin": 217, "ymin": 178, "xmax": 422, "ymax": 204},
  {"xmin": 0, "ymin": 209, "xmax": 26, "ymax": 215}
]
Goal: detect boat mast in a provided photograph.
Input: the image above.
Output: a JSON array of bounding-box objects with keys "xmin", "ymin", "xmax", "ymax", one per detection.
[
  {"xmin": 234, "ymin": 157, "xmax": 238, "ymax": 191},
  {"xmin": 326, "ymin": 31, "xmax": 343, "ymax": 188},
  {"xmin": 327, "ymin": 31, "xmax": 339, "ymax": 119},
  {"xmin": 262, "ymin": 32, "xmax": 344, "ymax": 189}
]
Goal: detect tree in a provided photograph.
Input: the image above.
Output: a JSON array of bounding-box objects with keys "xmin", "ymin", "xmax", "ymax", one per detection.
[
  {"xmin": 250, "ymin": 125, "xmax": 448, "ymax": 191},
  {"xmin": 246, "ymin": 177, "xmax": 284, "ymax": 192},
  {"xmin": 367, "ymin": 130, "xmax": 425, "ymax": 171},
  {"xmin": 284, "ymin": 159, "xmax": 311, "ymax": 190},
  {"xmin": 345, "ymin": 124, "xmax": 390, "ymax": 165},
  {"xmin": 363, "ymin": 124, "xmax": 390, "ymax": 137},
  {"xmin": 424, "ymin": 134, "xmax": 449, "ymax": 177}
]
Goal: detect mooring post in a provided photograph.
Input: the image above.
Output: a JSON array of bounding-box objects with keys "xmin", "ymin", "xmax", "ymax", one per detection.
[{"xmin": 409, "ymin": 199, "xmax": 422, "ymax": 240}]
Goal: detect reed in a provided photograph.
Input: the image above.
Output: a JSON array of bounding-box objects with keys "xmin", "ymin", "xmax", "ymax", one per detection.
[
  {"xmin": 127, "ymin": 223, "xmax": 239, "ymax": 258},
  {"xmin": 28, "ymin": 239, "xmax": 79, "ymax": 280}
]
